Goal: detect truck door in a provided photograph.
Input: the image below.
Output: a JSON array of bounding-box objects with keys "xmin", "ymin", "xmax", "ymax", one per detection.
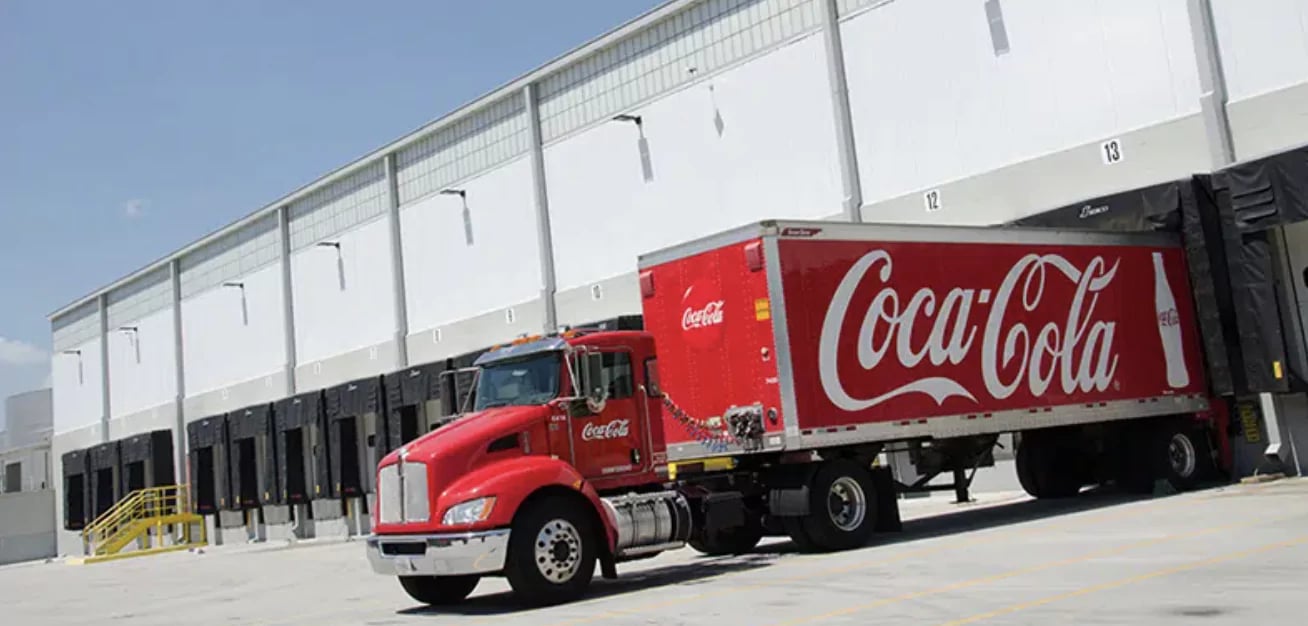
[{"xmin": 570, "ymin": 350, "xmax": 649, "ymax": 483}]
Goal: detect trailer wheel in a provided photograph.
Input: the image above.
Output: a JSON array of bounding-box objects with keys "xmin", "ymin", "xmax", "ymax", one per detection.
[
  {"xmin": 504, "ymin": 495, "xmax": 597, "ymax": 606},
  {"xmin": 781, "ymin": 516, "xmax": 817, "ymax": 551},
  {"xmin": 397, "ymin": 575, "xmax": 480, "ymax": 606},
  {"xmin": 1159, "ymin": 421, "xmax": 1213, "ymax": 492},
  {"xmin": 798, "ymin": 460, "xmax": 877, "ymax": 552},
  {"xmin": 1112, "ymin": 421, "xmax": 1158, "ymax": 495},
  {"xmin": 690, "ymin": 518, "xmax": 765, "ymax": 556},
  {"xmin": 1015, "ymin": 430, "xmax": 1084, "ymax": 499}
]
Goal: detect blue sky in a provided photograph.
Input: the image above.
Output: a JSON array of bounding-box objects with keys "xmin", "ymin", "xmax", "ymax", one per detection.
[{"xmin": 0, "ymin": 0, "xmax": 666, "ymax": 427}]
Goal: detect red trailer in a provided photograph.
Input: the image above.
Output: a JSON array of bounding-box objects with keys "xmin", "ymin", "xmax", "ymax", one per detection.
[{"xmin": 365, "ymin": 220, "xmax": 1227, "ymax": 607}]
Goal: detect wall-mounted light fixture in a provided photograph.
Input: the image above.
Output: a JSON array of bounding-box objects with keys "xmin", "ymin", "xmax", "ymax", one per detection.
[
  {"xmin": 222, "ymin": 281, "xmax": 250, "ymax": 326},
  {"xmin": 612, "ymin": 113, "xmax": 654, "ymax": 182},
  {"xmin": 117, "ymin": 326, "xmax": 141, "ymax": 364},
  {"xmin": 685, "ymin": 66, "xmax": 725, "ymax": 136},
  {"xmin": 62, "ymin": 349, "xmax": 84, "ymax": 385},
  {"xmin": 440, "ymin": 188, "xmax": 474, "ymax": 246},
  {"xmin": 317, "ymin": 241, "xmax": 346, "ymax": 291},
  {"xmin": 612, "ymin": 113, "xmax": 643, "ymax": 127}
]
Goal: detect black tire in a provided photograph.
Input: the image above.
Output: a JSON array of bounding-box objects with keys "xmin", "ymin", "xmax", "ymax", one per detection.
[
  {"xmin": 781, "ymin": 516, "xmax": 818, "ymax": 551},
  {"xmin": 1111, "ymin": 421, "xmax": 1157, "ymax": 495},
  {"xmin": 1159, "ymin": 420, "xmax": 1213, "ymax": 492},
  {"xmin": 1015, "ymin": 430, "xmax": 1085, "ymax": 499},
  {"xmin": 397, "ymin": 575, "xmax": 480, "ymax": 606},
  {"xmin": 689, "ymin": 517, "xmax": 765, "ymax": 556},
  {"xmin": 504, "ymin": 495, "xmax": 598, "ymax": 607},
  {"xmin": 798, "ymin": 459, "xmax": 877, "ymax": 552}
]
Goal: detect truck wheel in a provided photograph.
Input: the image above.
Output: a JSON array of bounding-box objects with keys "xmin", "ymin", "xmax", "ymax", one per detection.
[
  {"xmin": 398, "ymin": 575, "xmax": 480, "ymax": 606},
  {"xmin": 1159, "ymin": 421, "xmax": 1213, "ymax": 492},
  {"xmin": 1111, "ymin": 422, "xmax": 1157, "ymax": 495},
  {"xmin": 504, "ymin": 495, "xmax": 597, "ymax": 606},
  {"xmin": 690, "ymin": 518, "xmax": 764, "ymax": 556},
  {"xmin": 781, "ymin": 517, "xmax": 817, "ymax": 551},
  {"xmin": 798, "ymin": 460, "xmax": 877, "ymax": 552},
  {"xmin": 1015, "ymin": 430, "xmax": 1084, "ymax": 499}
]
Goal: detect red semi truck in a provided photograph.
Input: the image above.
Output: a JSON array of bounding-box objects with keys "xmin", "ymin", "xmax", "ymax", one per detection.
[{"xmin": 364, "ymin": 220, "xmax": 1227, "ymax": 606}]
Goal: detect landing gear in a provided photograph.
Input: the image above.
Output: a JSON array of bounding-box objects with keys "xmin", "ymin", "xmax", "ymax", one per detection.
[
  {"xmin": 398, "ymin": 575, "xmax": 480, "ymax": 606},
  {"xmin": 504, "ymin": 495, "xmax": 598, "ymax": 607}
]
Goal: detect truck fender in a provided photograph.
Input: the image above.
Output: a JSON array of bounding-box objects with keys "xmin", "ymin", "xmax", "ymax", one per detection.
[{"xmin": 438, "ymin": 456, "xmax": 619, "ymax": 553}]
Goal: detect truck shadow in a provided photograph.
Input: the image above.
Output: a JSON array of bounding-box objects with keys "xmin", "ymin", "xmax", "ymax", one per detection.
[
  {"xmin": 397, "ymin": 555, "xmax": 777, "ymax": 616},
  {"xmin": 756, "ymin": 486, "xmax": 1159, "ymax": 556},
  {"xmin": 398, "ymin": 485, "xmax": 1211, "ymax": 616}
]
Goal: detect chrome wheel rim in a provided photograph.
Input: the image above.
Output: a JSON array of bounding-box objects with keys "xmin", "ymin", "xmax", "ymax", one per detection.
[
  {"xmin": 534, "ymin": 519, "xmax": 582, "ymax": 584},
  {"xmin": 1169, "ymin": 433, "xmax": 1197, "ymax": 478},
  {"xmin": 827, "ymin": 476, "xmax": 867, "ymax": 532}
]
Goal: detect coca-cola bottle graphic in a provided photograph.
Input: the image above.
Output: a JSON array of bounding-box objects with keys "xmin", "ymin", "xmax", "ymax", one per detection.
[{"xmin": 1153, "ymin": 252, "xmax": 1190, "ymax": 388}]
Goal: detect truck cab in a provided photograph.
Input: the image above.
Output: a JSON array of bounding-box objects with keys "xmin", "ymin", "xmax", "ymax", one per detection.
[{"xmin": 365, "ymin": 329, "xmax": 680, "ymax": 606}]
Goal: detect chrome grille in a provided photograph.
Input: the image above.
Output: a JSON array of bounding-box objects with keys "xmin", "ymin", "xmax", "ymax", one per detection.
[
  {"xmin": 378, "ymin": 464, "xmax": 402, "ymax": 524},
  {"xmin": 402, "ymin": 461, "xmax": 430, "ymax": 523},
  {"xmin": 377, "ymin": 460, "xmax": 429, "ymax": 524}
]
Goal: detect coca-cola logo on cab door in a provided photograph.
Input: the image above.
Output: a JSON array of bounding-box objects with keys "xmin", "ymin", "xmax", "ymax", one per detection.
[
  {"xmin": 581, "ymin": 419, "xmax": 630, "ymax": 441},
  {"xmin": 818, "ymin": 250, "xmax": 1124, "ymax": 411},
  {"xmin": 680, "ymin": 281, "xmax": 726, "ymax": 349}
]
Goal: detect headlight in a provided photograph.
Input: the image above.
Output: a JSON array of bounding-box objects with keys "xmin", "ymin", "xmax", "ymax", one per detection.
[{"xmin": 441, "ymin": 497, "xmax": 496, "ymax": 526}]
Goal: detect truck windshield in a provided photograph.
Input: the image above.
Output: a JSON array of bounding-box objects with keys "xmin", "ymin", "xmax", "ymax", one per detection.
[{"xmin": 473, "ymin": 353, "xmax": 562, "ymax": 411}]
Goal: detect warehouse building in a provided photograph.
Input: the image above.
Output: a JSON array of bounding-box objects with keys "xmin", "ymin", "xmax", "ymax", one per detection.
[
  {"xmin": 1, "ymin": 389, "xmax": 56, "ymax": 565},
  {"xmin": 46, "ymin": 0, "xmax": 1308, "ymax": 556}
]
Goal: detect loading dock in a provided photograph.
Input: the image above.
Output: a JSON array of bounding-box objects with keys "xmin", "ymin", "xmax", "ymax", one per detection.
[
  {"xmin": 382, "ymin": 361, "xmax": 447, "ymax": 454},
  {"xmin": 274, "ymin": 390, "xmax": 329, "ymax": 539},
  {"xmin": 228, "ymin": 404, "xmax": 277, "ymax": 509},
  {"xmin": 61, "ymin": 449, "xmax": 90, "ymax": 531},
  {"xmin": 228, "ymin": 403, "xmax": 277, "ymax": 541},
  {"xmin": 324, "ymin": 376, "xmax": 386, "ymax": 536},
  {"xmin": 87, "ymin": 441, "xmax": 121, "ymax": 521},
  {"xmin": 186, "ymin": 415, "xmax": 229, "ymax": 514},
  {"xmin": 118, "ymin": 429, "xmax": 176, "ymax": 496}
]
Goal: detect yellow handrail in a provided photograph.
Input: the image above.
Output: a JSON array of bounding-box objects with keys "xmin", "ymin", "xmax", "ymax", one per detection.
[{"xmin": 81, "ymin": 484, "xmax": 200, "ymax": 557}]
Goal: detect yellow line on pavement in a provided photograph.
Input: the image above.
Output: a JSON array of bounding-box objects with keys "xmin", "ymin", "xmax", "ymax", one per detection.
[
  {"xmin": 766, "ymin": 511, "xmax": 1299, "ymax": 626},
  {"xmin": 936, "ymin": 533, "xmax": 1308, "ymax": 626}
]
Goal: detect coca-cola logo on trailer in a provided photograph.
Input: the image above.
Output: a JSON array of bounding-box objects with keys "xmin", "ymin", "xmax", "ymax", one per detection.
[
  {"xmin": 581, "ymin": 419, "xmax": 630, "ymax": 441},
  {"xmin": 682, "ymin": 301, "xmax": 725, "ymax": 330},
  {"xmin": 680, "ymin": 280, "xmax": 726, "ymax": 349},
  {"xmin": 818, "ymin": 250, "xmax": 1132, "ymax": 411}
]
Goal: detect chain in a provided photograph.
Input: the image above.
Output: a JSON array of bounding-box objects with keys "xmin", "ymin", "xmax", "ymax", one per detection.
[{"xmin": 659, "ymin": 393, "xmax": 736, "ymax": 454}]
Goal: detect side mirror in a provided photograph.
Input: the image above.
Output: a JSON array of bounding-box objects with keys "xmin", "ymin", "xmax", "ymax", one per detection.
[{"xmin": 578, "ymin": 352, "xmax": 607, "ymax": 411}]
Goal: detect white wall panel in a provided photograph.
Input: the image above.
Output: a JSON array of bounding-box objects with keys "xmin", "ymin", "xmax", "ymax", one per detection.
[
  {"xmin": 106, "ymin": 307, "xmax": 176, "ymax": 419},
  {"xmin": 545, "ymin": 33, "xmax": 840, "ymax": 291},
  {"xmin": 1211, "ymin": 0, "xmax": 1308, "ymax": 103},
  {"xmin": 842, "ymin": 0, "xmax": 1201, "ymax": 208},
  {"xmin": 538, "ymin": 0, "xmax": 820, "ymax": 143},
  {"xmin": 291, "ymin": 215, "xmax": 396, "ymax": 366},
  {"xmin": 289, "ymin": 161, "xmax": 388, "ymax": 252},
  {"xmin": 51, "ymin": 338, "xmax": 102, "ymax": 436},
  {"xmin": 182, "ymin": 263, "xmax": 286, "ymax": 398},
  {"xmin": 396, "ymin": 95, "xmax": 529, "ymax": 206},
  {"xmin": 401, "ymin": 156, "xmax": 540, "ymax": 333}
]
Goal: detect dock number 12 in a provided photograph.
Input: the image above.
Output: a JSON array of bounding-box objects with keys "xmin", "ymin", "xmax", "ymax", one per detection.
[{"xmin": 924, "ymin": 189, "xmax": 942, "ymax": 213}]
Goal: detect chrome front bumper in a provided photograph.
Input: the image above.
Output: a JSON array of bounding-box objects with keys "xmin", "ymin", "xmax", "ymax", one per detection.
[{"xmin": 365, "ymin": 529, "xmax": 511, "ymax": 577}]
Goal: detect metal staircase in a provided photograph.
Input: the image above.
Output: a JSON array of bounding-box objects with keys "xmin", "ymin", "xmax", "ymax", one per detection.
[{"xmin": 79, "ymin": 484, "xmax": 207, "ymax": 563}]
